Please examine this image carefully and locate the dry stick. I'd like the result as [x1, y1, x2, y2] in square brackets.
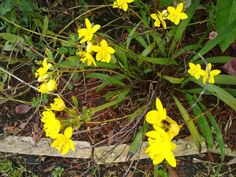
[0, 67, 38, 91]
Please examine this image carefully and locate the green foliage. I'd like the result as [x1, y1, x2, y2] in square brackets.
[52, 167, 64, 177]
[173, 96, 202, 150]
[185, 94, 214, 148]
[216, 0, 236, 51]
[0, 159, 25, 177]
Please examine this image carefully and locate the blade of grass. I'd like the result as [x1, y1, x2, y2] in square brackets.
[198, 101, 225, 161]
[185, 94, 214, 148]
[173, 95, 202, 151]
[190, 78, 236, 111]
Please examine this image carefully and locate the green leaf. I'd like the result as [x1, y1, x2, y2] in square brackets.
[114, 46, 129, 69]
[92, 89, 130, 113]
[86, 73, 125, 86]
[173, 95, 202, 151]
[162, 75, 184, 84]
[196, 56, 234, 64]
[72, 96, 79, 108]
[192, 18, 236, 61]
[214, 75, 236, 85]
[42, 16, 49, 36]
[126, 21, 142, 49]
[45, 48, 53, 60]
[0, 33, 24, 43]
[191, 78, 236, 111]
[140, 56, 177, 65]
[185, 94, 214, 148]
[128, 121, 148, 158]
[141, 42, 156, 57]
[198, 102, 225, 161]
[216, 0, 236, 51]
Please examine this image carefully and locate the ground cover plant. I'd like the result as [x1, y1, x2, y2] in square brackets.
[0, 0, 236, 176]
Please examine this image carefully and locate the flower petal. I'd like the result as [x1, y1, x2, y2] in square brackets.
[64, 127, 73, 139]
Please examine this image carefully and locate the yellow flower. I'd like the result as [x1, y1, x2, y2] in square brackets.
[188, 63, 205, 79]
[41, 110, 61, 138]
[146, 98, 167, 126]
[38, 79, 57, 93]
[113, 0, 134, 11]
[92, 39, 115, 63]
[50, 96, 66, 111]
[78, 51, 97, 66]
[150, 10, 167, 29]
[165, 116, 180, 139]
[202, 63, 221, 84]
[51, 127, 75, 155]
[167, 3, 188, 25]
[146, 126, 177, 167]
[78, 18, 101, 43]
[35, 58, 52, 82]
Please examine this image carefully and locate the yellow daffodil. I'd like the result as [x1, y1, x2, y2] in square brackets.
[188, 63, 205, 79]
[146, 126, 177, 167]
[50, 96, 66, 111]
[38, 79, 57, 93]
[41, 110, 56, 123]
[78, 51, 97, 66]
[146, 98, 167, 126]
[151, 10, 167, 29]
[51, 127, 75, 155]
[113, 0, 134, 11]
[202, 63, 221, 84]
[167, 3, 188, 25]
[92, 39, 115, 63]
[165, 116, 180, 139]
[78, 18, 101, 43]
[41, 110, 61, 138]
[35, 58, 52, 82]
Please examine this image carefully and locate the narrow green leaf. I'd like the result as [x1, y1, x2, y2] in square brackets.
[196, 56, 234, 64]
[86, 73, 125, 86]
[0, 33, 24, 43]
[173, 95, 202, 151]
[185, 94, 214, 148]
[192, 18, 236, 61]
[140, 56, 177, 65]
[215, 75, 236, 85]
[162, 75, 184, 84]
[190, 78, 236, 111]
[126, 21, 142, 49]
[198, 102, 225, 161]
[141, 42, 156, 57]
[92, 89, 130, 113]
[129, 121, 148, 155]
[71, 96, 79, 108]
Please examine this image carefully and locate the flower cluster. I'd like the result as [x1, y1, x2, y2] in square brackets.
[150, 3, 188, 29]
[145, 98, 180, 167]
[77, 18, 115, 66]
[188, 63, 221, 84]
[41, 96, 75, 155]
[112, 0, 134, 11]
[35, 58, 57, 93]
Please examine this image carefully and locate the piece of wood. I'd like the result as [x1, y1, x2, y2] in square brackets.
[94, 139, 207, 164]
[0, 136, 92, 158]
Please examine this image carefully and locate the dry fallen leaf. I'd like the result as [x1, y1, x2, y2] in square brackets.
[223, 58, 236, 76]
[166, 165, 179, 177]
[15, 104, 31, 114]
